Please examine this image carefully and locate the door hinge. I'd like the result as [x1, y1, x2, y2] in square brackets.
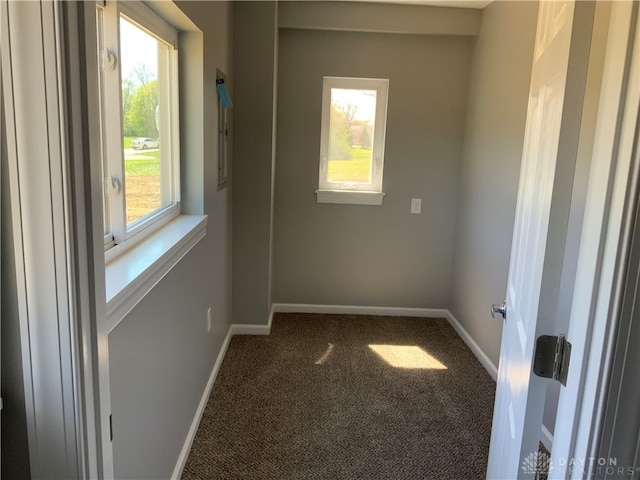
[109, 413, 113, 442]
[533, 334, 572, 386]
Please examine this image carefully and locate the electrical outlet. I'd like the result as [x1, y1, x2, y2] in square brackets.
[207, 307, 212, 333]
[411, 198, 422, 214]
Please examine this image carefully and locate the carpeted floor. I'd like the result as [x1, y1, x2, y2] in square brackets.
[182, 313, 496, 479]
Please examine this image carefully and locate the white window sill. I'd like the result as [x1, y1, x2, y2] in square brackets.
[316, 189, 385, 205]
[105, 214, 207, 333]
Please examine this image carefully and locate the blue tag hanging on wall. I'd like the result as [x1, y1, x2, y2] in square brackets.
[216, 78, 233, 109]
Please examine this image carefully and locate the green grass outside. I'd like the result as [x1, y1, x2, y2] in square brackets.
[125, 153, 160, 176]
[122, 141, 372, 181]
[124, 136, 160, 176]
[327, 147, 372, 183]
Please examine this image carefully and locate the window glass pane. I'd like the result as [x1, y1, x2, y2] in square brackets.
[327, 88, 376, 185]
[120, 16, 169, 226]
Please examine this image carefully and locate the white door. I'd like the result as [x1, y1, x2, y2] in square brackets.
[487, 2, 577, 478]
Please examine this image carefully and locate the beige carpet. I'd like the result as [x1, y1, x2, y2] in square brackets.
[182, 313, 496, 479]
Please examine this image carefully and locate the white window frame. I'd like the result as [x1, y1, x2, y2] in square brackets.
[98, 0, 181, 258]
[316, 76, 389, 205]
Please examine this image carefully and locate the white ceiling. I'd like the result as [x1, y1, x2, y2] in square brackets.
[348, 0, 493, 9]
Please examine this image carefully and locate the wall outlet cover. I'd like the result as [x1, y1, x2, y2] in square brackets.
[411, 198, 422, 214]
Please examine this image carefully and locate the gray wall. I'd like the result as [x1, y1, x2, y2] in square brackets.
[273, 28, 472, 307]
[232, 1, 278, 325]
[449, 1, 538, 366]
[108, 2, 234, 478]
[278, 1, 481, 36]
[109, 241, 224, 479]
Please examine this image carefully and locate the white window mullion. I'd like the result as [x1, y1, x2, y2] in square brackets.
[170, 48, 181, 204]
[101, 1, 126, 243]
[96, 5, 110, 244]
[372, 81, 388, 192]
[319, 80, 330, 178]
[158, 42, 171, 206]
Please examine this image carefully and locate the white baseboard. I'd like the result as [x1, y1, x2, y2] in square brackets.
[272, 303, 497, 381]
[229, 323, 271, 335]
[172, 309, 276, 477]
[443, 311, 498, 381]
[171, 326, 234, 480]
[230, 306, 274, 335]
[272, 302, 450, 319]
[541, 424, 554, 449]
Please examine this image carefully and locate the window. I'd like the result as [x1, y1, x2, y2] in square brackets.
[317, 77, 389, 205]
[94, 1, 208, 330]
[97, 0, 180, 254]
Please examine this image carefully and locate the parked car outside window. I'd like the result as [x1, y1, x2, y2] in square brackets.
[131, 137, 159, 150]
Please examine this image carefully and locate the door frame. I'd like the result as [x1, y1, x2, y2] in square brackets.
[1, 1, 113, 477]
[596, 105, 640, 475]
[550, 1, 640, 477]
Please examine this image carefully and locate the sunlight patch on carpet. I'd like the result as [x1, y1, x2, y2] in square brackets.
[314, 343, 335, 365]
[368, 344, 448, 369]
